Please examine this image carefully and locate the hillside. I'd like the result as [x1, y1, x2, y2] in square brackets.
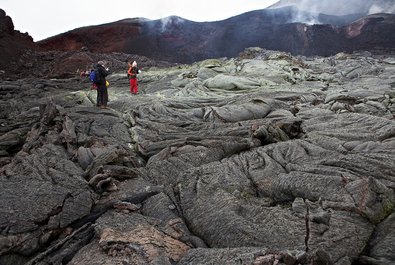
[1, 6, 395, 265]
[0, 9, 37, 75]
[36, 9, 395, 64]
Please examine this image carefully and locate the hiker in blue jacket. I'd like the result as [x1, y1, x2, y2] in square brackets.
[95, 61, 110, 108]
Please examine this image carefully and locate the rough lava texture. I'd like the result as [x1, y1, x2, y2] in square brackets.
[0, 46, 395, 265]
[1, 8, 394, 78]
[36, 10, 395, 64]
[1, 7, 395, 265]
[0, 9, 37, 77]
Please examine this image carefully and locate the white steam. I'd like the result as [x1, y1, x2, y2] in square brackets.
[272, 0, 395, 24]
[294, 0, 373, 16]
[368, 3, 395, 15]
[160, 16, 185, 32]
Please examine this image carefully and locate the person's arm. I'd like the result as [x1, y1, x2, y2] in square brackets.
[97, 66, 106, 77]
[103, 67, 110, 77]
[130, 67, 137, 78]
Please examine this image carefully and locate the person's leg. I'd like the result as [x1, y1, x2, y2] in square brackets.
[131, 79, 138, 94]
[130, 79, 133, 94]
[97, 85, 105, 107]
[96, 89, 101, 106]
[135, 79, 139, 94]
[103, 88, 108, 107]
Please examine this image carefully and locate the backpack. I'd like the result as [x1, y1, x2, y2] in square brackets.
[89, 69, 100, 84]
[128, 66, 138, 79]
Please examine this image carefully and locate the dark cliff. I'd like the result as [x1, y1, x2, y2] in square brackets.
[0, 9, 37, 71]
[36, 8, 395, 63]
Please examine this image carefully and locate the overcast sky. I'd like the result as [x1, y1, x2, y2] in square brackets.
[1, 0, 278, 41]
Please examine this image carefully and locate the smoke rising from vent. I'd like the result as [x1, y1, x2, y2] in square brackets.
[271, 0, 395, 24]
[368, 3, 395, 14]
[160, 16, 185, 32]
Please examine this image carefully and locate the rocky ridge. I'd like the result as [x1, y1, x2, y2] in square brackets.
[0, 47, 394, 265]
[0, 9, 36, 76]
[36, 10, 395, 64]
[0, 8, 175, 80]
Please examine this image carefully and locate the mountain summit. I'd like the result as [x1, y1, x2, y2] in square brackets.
[268, 0, 395, 16]
[37, 8, 395, 63]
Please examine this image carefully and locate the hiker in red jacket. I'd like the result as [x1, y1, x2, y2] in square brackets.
[127, 61, 139, 94]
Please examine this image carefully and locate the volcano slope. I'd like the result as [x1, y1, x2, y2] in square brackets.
[0, 48, 395, 265]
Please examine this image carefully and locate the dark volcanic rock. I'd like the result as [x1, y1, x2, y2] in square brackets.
[0, 9, 37, 76]
[0, 9, 13, 36]
[1, 5, 395, 265]
[37, 10, 395, 63]
[0, 9, 174, 79]
[345, 14, 395, 53]
[1, 46, 395, 265]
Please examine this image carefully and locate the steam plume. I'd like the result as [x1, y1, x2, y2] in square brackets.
[270, 0, 395, 24]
